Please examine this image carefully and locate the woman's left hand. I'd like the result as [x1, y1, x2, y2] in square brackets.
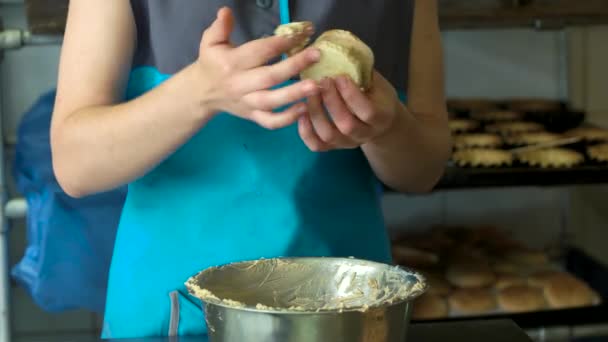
[298, 70, 402, 152]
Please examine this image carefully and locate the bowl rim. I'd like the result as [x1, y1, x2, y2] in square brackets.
[185, 256, 428, 315]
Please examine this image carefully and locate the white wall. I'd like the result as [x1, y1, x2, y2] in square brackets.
[1, 2, 604, 340]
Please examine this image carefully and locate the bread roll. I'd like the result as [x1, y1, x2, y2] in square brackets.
[449, 288, 497, 315]
[275, 23, 375, 91]
[446, 262, 496, 288]
[412, 293, 449, 320]
[498, 285, 546, 313]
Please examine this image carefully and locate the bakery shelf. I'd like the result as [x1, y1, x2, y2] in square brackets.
[435, 163, 608, 190]
[412, 247, 608, 330]
[439, 0, 608, 30]
[19, 0, 608, 36]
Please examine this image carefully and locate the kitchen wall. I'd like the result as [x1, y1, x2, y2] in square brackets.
[2, 1, 608, 340]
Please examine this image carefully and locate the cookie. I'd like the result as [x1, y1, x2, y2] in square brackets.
[453, 134, 503, 149]
[517, 148, 584, 168]
[587, 143, 608, 162]
[452, 149, 513, 167]
[505, 249, 550, 267]
[446, 262, 496, 288]
[447, 98, 498, 112]
[504, 132, 563, 146]
[448, 288, 497, 315]
[391, 245, 439, 268]
[425, 273, 453, 297]
[543, 273, 598, 309]
[495, 273, 527, 290]
[449, 119, 479, 133]
[498, 285, 546, 313]
[528, 270, 568, 289]
[412, 293, 449, 320]
[471, 110, 523, 122]
[491, 260, 522, 275]
[485, 121, 545, 135]
[565, 127, 608, 142]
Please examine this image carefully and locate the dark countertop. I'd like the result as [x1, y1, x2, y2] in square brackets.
[103, 319, 532, 341]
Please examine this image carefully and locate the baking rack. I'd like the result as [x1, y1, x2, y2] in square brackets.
[0, 16, 62, 342]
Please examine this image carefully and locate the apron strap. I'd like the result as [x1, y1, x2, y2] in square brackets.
[279, 0, 291, 25]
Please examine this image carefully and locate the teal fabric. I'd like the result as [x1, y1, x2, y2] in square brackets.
[102, 65, 392, 338]
[102, 1, 402, 337]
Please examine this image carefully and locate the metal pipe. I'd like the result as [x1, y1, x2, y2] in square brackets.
[0, 79, 10, 342]
[1, 29, 62, 50]
[0, 192, 9, 342]
[22, 31, 62, 46]
[5, 198, 26, 219]
[0, 26, 11, 340]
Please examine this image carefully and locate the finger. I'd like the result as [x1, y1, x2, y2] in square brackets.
[239, 47, 321, 92]
[235, 29, 314, 68]
[243, 79, 320, 111]
[251, 102, 308, 130]
[201, 7, 235, 47]
[334, 75, 375, 123]
[320, 78, 370, 141]
[298, 114, 330, 152]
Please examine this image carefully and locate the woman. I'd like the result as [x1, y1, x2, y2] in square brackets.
[51, 0, 451, 338]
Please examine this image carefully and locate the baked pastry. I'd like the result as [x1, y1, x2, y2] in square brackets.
[412, 293, 449, 320]
[504, 132, 562, 146]
[507, 98, 562, 112]
[495, 273, 527, 290]
[274, 21, 314, 55]
[565, 127, 608, 142]
[391, 245, 439, 268]
[587, 143, 608, 162]
[447, 98, 498, 112]
[498, 285, 546, 313]
[505, 249, 549, 267]
[471, 110, 523, 122]
[453, 134, 502, 149]
[517, 148, 584, 168]
[448, 288, 497, 315]
[449, 119, 479, 133]
[446, 262, 496, 288]
[491, 259, 521, 275]
[528, 270, 567, 289]
[276, 23, 375, 91]
[452, 149, 513, 167]
[485, 121, 545, 135]
[425, 273, 453, 297]
[543, 274, 598, 309]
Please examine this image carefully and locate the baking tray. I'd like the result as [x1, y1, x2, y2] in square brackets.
[411, 247, 608, 329]
[435, 102, 608, 189]
[436, 163, 608, 189]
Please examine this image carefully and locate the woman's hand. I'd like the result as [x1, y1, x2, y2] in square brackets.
[196, 7, 321, 129]
[298, 71, 402, 151]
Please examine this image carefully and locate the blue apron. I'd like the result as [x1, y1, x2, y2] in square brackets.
[102, 0, 396, 338]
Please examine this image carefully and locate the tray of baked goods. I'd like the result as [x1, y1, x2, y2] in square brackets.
[436, 98, 608, 189]
[392, 225, 608, 329]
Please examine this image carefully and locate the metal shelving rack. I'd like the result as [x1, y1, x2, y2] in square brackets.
[0, 14, 62, 342]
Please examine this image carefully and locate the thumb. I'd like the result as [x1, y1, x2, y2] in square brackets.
[201, 7, 234, 47]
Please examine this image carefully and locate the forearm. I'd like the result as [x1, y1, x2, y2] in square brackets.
[362, 105, 451, 193]
[362, 0, 450, 193]
[51, 63, 212, 197]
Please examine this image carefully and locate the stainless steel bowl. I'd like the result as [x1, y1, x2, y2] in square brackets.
[186, 257, 427, 342]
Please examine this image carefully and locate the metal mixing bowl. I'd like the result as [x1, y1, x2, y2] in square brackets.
[186, 257, 427, 342]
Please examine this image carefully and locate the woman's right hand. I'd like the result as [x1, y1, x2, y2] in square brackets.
[194, 7, 321, 129]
